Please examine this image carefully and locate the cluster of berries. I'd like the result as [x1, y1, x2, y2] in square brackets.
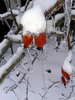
[22, 32, 46, 48]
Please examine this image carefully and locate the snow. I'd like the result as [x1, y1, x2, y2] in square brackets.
[63, 60, 73, 75]
[46, 20, 53, 33]
[0, 47, 24, 79]
[21, 4, 46, 35]
[33, 0, 58, 12]
[55, 13, 64, 23]
[5, 34, 22, 42]
[0, 10, 19, 19]
[0, 0, 75, 100]
[69, 97, 75, 100]
[62, 50, 73, 75]
[46, 13, 64, 34]
[66, 50, 72, 62]
[0, 39, 9, 55]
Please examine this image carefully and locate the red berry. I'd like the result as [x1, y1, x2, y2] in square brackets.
[61, 69, 70, 79]
[61, 76, 68, 86]
[62, 35, 64, 40]
[34, 32, 46, 48]
[22, 33, 33, 47]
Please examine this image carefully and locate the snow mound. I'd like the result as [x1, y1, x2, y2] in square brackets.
[33, 0, 58, 12]
[21, 4, 46, 35]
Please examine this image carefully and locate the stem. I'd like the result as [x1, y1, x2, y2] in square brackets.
[8, 0, 18, 27]
[45, 0, 65, 17]
[25, 0, 30, 11]
[0, 25, 22, 59]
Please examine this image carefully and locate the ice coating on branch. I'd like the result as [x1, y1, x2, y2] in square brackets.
[21, 4, 46, 35]
[46, 13, 64, 34]
[62, 50, 73, 75]
[33, 0, 58, 12]
[46, 20, 53, 33]
[0, 47, 24, 79]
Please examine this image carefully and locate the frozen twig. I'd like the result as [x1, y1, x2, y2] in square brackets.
[25, 0, 30, 11]
[45, 0, 65, 17]
[39, 92, 47, 100]
[8, 0, 18, 27]
[48, 79, 60, 89]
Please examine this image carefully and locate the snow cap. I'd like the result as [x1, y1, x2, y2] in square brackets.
[21, 4, 46, 35]
[33, 0, 58, 12]
[62, 60, 73, 75]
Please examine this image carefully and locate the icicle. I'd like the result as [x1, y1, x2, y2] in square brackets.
[4, 19, 11, 29]
[64, 0, 73, 37]
[36, 47, 48, 92]
[51, 15, 55, 30]
[3, 0, 10, 11]
[27, 48, 34, 74]
[0, 19, 4, 25]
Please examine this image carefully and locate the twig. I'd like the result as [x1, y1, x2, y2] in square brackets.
[8, 0, 18, 27]
[48, 79, 60, 89]
[0, 24, 22, 59]
[25, 0, 30, 11]
[45, 0, 65, 17]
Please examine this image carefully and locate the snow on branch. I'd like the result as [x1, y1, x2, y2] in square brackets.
[0, 10, 19, 20]
[0, 25, 22, 59]
[5, 34, 22, 44]
[0, 47, 25, 83]
[45, 0, 65, 17]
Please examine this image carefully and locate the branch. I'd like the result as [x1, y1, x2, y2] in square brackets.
[5, 34, 22, 44]
[25, 0, 30, 11]
[0, 47, 25, 83]
[0, 24, 22, 59]
[51, 30, 64, 36]
[8, 0, 18, 27]
[45, 0, 65, 17]
[0, 10, 19, 20]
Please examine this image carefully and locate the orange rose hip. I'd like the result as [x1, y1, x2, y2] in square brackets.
[22, 33, 33, 47]
[34, 32, 46, 48]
